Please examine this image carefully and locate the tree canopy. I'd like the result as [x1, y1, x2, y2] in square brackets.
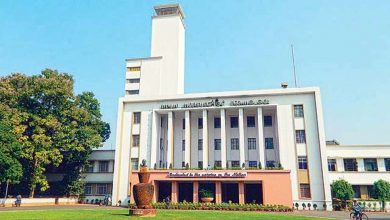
[372, 179, 390, 209]
[331, 179, 354, 201]
[0, 69, 110, 197]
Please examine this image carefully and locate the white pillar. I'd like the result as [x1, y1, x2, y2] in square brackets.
[185, 110, 191, 166]
[378, 158, 386, 172]
[150, 111, 158, 168]
[167, 112, 174, 169]
[238, 108, 245, 167]
[357, 158, 365, 172]
[257, 107, 265, 167]
[202, 110, 209, 169]
[221, 109, 227, 168]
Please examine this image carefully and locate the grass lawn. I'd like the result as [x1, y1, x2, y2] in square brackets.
[0, 208, 332, 220]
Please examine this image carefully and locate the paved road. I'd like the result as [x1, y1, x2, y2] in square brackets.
[294, 210, 390, 220]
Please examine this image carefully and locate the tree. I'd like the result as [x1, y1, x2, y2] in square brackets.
[0, 69, 110, 197]
[331, 179, 354, 201]
[372, 179, 390, 211]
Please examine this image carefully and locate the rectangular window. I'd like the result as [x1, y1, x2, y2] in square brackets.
[264, 116, 272, 127]
[84, 184, 92, 195]
[126, 78, 140, 83]
[367, 185, 374, 198]
[295, 130, 306, 144]
[344, 158, 358, 171]
[231, 161, 240, 168]
[248, 138, 256, 150]
[300, 184, 311, 198]
[294, 105, 304, 117]
[214, 139, 221, 150]
[198, 139, 203, 151]
[96, 184, 107, 195]
[352, 185, 361, 198]
[247, 116, 256, 128]
[99, 161, 109, 172]
[364, 158, 378, 171]
[231, 138, 239, 150]
[182, 161, 185, 168]
[133, 112, 141, 124]
[85, 161, 94, 173]
[266, 160, 275, 168]
[127, 66, 141, 72]
[126, 90, 139, 95]
[230, 116, 238, 128]
[182, 140, 185, 151]
[328, 159, 337, 171]
[298, 156, 308, 170]
[198, 161, 203, 169]
[265, 138, 274, 149]
[385, 158, 390, 171]
[214, 117, 221, 128]
[249, 161, 257, 168]
[182, 119, 185, 129]
[214, 161, 222, 168]
[160, 118, 164, 127]
[131, 158, 139, 170]
[198, 118, 203, 129]
[132, 135, 140, 147]
[159, 138, 164, 150]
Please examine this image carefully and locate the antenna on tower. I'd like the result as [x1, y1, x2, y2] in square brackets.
[290, 44, 298, 88]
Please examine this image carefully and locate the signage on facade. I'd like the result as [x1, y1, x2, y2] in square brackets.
[160, 98, 269, 109]
[167, 172, 247, 178]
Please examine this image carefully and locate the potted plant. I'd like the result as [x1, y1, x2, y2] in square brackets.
[200, 189, 214, 203]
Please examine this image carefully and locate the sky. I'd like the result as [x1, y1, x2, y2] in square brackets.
[1, 0, 390, 148]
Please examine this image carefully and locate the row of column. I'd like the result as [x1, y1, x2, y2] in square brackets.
[169, 181, 246, 204]
[151, 107, 267, 169]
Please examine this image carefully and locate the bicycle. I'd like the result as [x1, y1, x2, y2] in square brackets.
[350, 211, 368, 220]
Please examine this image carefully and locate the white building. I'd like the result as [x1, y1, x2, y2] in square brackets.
[112, 4, 332, 209]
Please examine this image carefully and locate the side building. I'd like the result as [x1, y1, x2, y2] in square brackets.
[112, 4, 332, 209]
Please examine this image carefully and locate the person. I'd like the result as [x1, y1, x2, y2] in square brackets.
[15, 195, 22, 207]
[165, 195, 171, 209]
[352, 200, 362, 218]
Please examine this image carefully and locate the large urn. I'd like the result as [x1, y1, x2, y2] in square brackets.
[132, 160, 154, 209]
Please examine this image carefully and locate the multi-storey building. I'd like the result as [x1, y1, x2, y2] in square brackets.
[112, 4, 332, 209]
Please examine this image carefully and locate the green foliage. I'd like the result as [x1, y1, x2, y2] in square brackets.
[0, 69, 110, 197]
[372, 179, 390, 210]
[258, 162, 262, 169]
[331, 179, 354, 201]
[199, 189, 213, 198]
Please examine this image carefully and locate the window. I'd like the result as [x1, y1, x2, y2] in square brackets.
[294, 105, 304, 117]
[182, 161, 185, 168]
[265, 138, 274, 149]
[131, 158, 139, 170]
[126, 78, 140, 83]
[182, 140, 185, 151]
[247, 116, 256, 127]
[231, 138, 239, 150]
[214, 161, 222, 168]
[248, 138, 256, 150]
[328, 159, 337, 171]
[266, 161, 275, 168]
[295, 130, 306, 143]
[84, 162, 94, 173]
[96, 184, 107, 195]
[182, 119, 185, 129]
[198, 118, 203, 129]
[99, 161, 109, 172]
[264, 116, 272, 127]
[84, 184, 92, 195]
[126, 90, 139, 95]
[159, 138, 164, 150]
[231, 161, 240, 168]
[300, 184, 311, 198]
[344, 159, 358, 171]
[214, 139, 221, 150]
[352, 185, 361, 198]
[298, 156, 308, 169]
[367, 185, 374, 198]
[133, 112, 141, 124]
[160, 118, 164, 127]
[230, 117, 238, 128]
[385, 158, 390, 171]
[364, 158, 378, 171]
[249, 161, 257, 168]
[127, 66, 141, 72]
[198, 139, 203, 151]
[214, 117, 221, 128]
[132, 135, 140, 147]
[198, 161, 203, 169]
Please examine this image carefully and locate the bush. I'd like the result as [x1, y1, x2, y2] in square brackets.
[313, 203, 317, 210]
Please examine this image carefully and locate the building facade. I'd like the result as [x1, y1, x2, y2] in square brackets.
[111, 4, 332, 209]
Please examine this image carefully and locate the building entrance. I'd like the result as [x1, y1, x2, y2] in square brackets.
[244, 183, 262, 204]
[178, 182, 193, 202]
[157, 181, 172, 202]
[221, 182, 239, 203]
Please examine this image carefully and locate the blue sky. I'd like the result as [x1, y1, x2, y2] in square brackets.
[1, 0, 390, 148]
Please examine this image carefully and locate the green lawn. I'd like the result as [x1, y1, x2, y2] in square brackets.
[0, 208, 331, 220]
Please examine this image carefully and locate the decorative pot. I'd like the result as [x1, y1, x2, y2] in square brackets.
[201, 197, 214, 203]
[138, 167, 150, 183]
[133, 183, 154, 209]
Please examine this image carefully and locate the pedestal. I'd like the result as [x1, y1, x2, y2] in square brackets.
[129, 208, 157, 217]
